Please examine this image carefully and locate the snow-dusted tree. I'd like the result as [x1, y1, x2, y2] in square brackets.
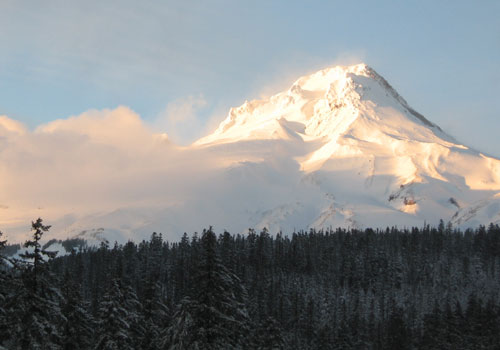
[8, 218, 65, 349]
[173, 232, 192, 302]
[166, 228, 250, 349]
[385, 304, 410, 350]
[122, 282, 145, 348]
[420, 301, 444, 350]
[162, 296, 197, 350]
[94, 279, 133, 350]
[141, 279, 170, 349]
[252, 316, 286, 350]
[61, 270, 94, 350]
[19, 218, 58, 289]
[135, 233, 169, 349]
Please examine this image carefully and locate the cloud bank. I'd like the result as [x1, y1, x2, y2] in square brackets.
[0, 107, 225, 240]
[0, 105, 303, 243]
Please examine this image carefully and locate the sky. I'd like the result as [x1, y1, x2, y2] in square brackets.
[0, 0, 499, 152]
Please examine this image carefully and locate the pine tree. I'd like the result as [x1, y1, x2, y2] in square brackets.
[420, 301, 443, 350]
[140, 233, 170, 349]
[19, 218, 58, 288]
[252, 316, 286, 349]
[94, 279, 133, 350]
[441, 301, 462, 348]
[162, 297, 197, 350]
[385, 305, 410, 350]
[122, 282, 145, 348]
[61, 270, 94, 350]
[141, 280, 170, 350]
[8, 218, 65, 349]
[167, 228, 250, 349]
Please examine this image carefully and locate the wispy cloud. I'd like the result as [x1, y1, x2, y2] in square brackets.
[0, 107, 178, 232]
[153, 95, 207, 145]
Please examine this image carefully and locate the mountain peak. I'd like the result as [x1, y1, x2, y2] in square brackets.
[290, 63, 368, 91]
[195, 63, 440, 149]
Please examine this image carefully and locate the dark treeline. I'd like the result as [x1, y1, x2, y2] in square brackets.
[2, 219, 500, 349]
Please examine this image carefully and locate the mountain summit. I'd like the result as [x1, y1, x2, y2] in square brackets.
[193, 63, 500, 228]
[198, 63, 500, 185]
[198, 64, 440, 148]
[4, 64, 500, 244]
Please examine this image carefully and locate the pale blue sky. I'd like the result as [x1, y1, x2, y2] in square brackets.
[0, 0, 499, 154]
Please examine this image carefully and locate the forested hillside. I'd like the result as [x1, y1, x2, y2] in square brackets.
[1, 220, 500, 349]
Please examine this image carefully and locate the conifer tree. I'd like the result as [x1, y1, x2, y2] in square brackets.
[94, 279, 133, 350]
[173, 233, 191, 302]
[141, 280, 170, 350]
[140, 233, 170, 349]
[252, 316, 286, 350]
[9, 218, 64, 350]
[385, 305, 410, 350]
[122, 282, 145, 348]
[420, 301, 443, 350]
[61, 270, 94, 350]
[162, 297, 197, 350]
[19, 218, 58, 292]
[167, 228, 250, 349]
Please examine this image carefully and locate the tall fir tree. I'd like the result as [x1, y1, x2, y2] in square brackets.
[139, 233, 170, 349]
[167, 228, 250, 349]
[94, 279, 134, 350]
[60, 269, 94, 350]
[9, 218, 65, 349]
[252, 316, 287, 350]
[122, 282, 145, 348]
[140, 279, 170, 350]
[162, 296, 197, 350]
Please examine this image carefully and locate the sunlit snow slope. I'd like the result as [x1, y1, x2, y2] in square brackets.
[3, 63, 500, 244]
[194, 63, 500, 231]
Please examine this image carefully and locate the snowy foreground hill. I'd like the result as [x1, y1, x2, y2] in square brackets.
[2, 63, 500, 245]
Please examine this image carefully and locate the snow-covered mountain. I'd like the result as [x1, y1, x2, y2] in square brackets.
[3, 63, 500, 245]
[192, 63, 500, 228]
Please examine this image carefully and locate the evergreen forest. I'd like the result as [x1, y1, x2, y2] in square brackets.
[1, 219, 500, 349]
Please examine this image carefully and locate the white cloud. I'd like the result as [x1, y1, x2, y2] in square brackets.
[0, 107, 176, 232]
[0, 104, 303, 243]
[0, 105, 253, 241]
[36, 106, 154, 150]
